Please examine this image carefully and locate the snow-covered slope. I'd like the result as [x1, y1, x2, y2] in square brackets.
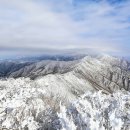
[58, 90, 130, 130]
[34, 55, 130, 101]
[1, 55, 130, 100]
[0, 78, 130, 129]
[73, 55, 130, 92]
[0, 78, 57, 129]
[0, 61, 32, 78]
[0, 54, 130, 130]
[9, 60, 78, 79]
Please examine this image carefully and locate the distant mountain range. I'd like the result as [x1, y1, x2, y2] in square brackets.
[0, 54, 130, 98]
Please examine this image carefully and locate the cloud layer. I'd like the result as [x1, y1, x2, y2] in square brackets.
[0, 0, 130, 58]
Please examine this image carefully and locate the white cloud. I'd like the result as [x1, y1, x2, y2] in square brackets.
[0, 0, 130, 57]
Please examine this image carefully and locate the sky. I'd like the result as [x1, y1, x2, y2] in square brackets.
[0, 0, 130, 58]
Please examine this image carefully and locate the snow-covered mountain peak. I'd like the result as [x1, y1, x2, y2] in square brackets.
[80, 54, 118, 65]
[98, 54, 119, 63]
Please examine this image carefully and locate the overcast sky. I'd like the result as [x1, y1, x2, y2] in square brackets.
[0, 0, 130, 58]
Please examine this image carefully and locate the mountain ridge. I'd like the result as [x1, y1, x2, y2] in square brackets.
[0, 54, 130, 129]
[0, 54, 130, 99]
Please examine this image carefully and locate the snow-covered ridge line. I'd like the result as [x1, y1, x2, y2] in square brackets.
[1, 54, 130, 100]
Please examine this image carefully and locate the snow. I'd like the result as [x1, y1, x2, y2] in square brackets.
[58, 90, 130, 130]
[0, 77, 130, 129]
[0, 77, 130, 130]
[0, 78, 45, 130]
[0, 54, 130, 129]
